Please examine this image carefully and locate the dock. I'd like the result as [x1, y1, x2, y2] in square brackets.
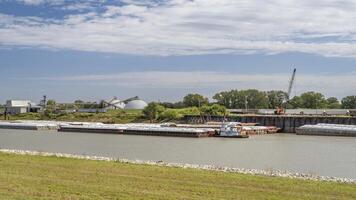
[184, 115, 356, 133]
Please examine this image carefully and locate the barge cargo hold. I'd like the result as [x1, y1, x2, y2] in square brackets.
[0, 121, 58, 130]
[58, 125, 124, 134]
[296, 124, 356, 137]
[123, 127, 214, 138]
[58, 124, 215, 138]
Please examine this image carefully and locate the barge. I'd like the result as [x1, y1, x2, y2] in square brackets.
[58, 125, 124, 134]
[296, 123, 356, 137]
[0, 120, 278, 138]
[123, 127, 214, 138]
[58, 124, 214, 137]
[0, 121, 58, 131]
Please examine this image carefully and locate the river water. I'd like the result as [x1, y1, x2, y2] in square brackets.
[0, 129, 355, 179]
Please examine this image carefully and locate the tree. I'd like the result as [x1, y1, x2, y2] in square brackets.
[142, 102, 165, 123]
[45, 99, 57, 112]
[341, 96, 356, 109]
[213, 91, 233, 108]
[159, 101, 185, 109]
[326, 97, 341, 109]
[199, 104, 227, 117]
[288, 96, 302, 108]
[46, 99, 56, 106]
[183, 94, 209, 107]
[213, 89, 268, 109]
[159, 110, 182, 121]
[267, 90, 288, 109]
[74, 100, 84, 109]
[299, 92, 327, 109]
[243, 89, 269, 109]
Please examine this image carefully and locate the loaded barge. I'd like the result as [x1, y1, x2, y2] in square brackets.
[58, 124, 214, 137]
[0, 121, 58, 130]
[296, 124, 356, 137]
[0, 120, 279, 138]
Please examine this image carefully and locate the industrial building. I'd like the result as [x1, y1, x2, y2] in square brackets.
[5, 100, 41, 115]
[105, 97, 148, 110]
[124, 100, 148, 110]
[105, 98, 126, 109]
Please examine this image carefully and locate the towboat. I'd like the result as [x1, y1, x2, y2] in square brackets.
[217, 122, 249, 138]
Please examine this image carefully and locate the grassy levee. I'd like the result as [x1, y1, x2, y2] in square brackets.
[0, 109, 146, 124]
[0, 107, 201, 124]
[0, 153, 355, 200]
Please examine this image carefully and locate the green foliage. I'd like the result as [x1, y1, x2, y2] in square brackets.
[183, 93, 209, 107]
[326, 97, 341, 109]
[142, 102, 165, 122]
[0, 104, 4, 113]
[299, 92, 327, 109]
[159, 101, 185, 109]
[176, 107, 200, 115]
[288, 96, 303, 108]
[46, 99, 56, 106]
[213, 89, 269, 109]
[341, 96, 356, 109]
[267, 90, 288, 108]
[6, 109, 146, 124]
[159, 109, 182, 121]
[72, 100, 105, 109]
[199, 104, 227, 116]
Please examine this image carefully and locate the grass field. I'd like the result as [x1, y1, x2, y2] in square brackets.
[0, 109, 146, 124]
[0, 107, 202, 124]
[0, 153, 355, 200]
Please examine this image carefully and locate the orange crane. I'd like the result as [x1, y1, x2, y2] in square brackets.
[275, 68, 296, 115]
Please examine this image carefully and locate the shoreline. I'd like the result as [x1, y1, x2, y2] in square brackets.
[1, 148, 355, 184]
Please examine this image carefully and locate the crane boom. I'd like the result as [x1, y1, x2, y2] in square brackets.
[287, 68, 296, 100]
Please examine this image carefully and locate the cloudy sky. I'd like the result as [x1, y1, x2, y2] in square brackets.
[1, 0, 356, 103]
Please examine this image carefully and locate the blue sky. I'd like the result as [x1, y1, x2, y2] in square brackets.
[1, 0, 356, 103]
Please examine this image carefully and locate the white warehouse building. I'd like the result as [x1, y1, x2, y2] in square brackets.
[5, 100, 41, 115]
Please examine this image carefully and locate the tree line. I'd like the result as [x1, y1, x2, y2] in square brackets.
[161, 90, 356, 109]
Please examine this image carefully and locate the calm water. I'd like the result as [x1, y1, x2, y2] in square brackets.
[0, 129, 356, 179]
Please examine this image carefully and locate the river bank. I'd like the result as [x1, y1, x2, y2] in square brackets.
[0, 150, 355, 200]
[1, 149, 355, 184]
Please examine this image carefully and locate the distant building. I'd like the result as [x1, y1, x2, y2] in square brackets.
[5, 100, 41, 115]
[105, 98, 125, 109]
[124, 100, 148, 110]
[104, 96, 148, 110]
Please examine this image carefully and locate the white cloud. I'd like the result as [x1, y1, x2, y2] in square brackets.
[1, 0, 356, 57]
[15, 0, 64, 6]
[32, 71, 356, 98]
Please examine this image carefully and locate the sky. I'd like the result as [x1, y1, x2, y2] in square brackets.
[0, 0, 356, 103]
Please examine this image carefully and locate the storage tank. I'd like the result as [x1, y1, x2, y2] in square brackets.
[124, 100, 148, 110]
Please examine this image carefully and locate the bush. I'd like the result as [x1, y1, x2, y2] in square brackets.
[142, 102, 165, 123]
[177, 107, 200, 115]
[199, 104, 227, 116]
[159, 110, 182, 121]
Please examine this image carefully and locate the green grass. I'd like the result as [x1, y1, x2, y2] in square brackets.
[0, 108, 202, 124]
[0, 109, 147, 124]
[0, 153, 355, 200]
